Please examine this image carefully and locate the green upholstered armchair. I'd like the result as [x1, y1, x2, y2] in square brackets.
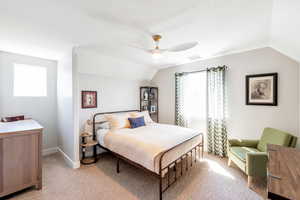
[227, 127, 297, 186]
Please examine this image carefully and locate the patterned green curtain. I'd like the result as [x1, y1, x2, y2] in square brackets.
[175, 73, 188, 127]
[207, 66, 228, 157]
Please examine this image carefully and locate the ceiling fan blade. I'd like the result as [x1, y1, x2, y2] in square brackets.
[128, 44, 167, 55]
[127, 44, 152, 53]
[168, 42, 198, 52]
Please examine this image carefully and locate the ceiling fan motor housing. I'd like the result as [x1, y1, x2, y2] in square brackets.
[152, 34, 162, 42]
[152, 35, 162, 49]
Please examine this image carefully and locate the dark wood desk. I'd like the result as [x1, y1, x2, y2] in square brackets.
[267, 144, 300, 200]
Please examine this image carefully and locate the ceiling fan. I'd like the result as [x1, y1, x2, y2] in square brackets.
[133, 34, 198, 59]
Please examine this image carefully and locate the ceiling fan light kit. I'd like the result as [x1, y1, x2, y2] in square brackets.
[152, 34, 162, 42]
[152, 52, 163, 59]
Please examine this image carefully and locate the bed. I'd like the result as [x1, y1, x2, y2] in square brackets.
[93, 110, 203, 200]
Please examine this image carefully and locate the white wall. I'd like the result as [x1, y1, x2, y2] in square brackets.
[0, 51, 58, 150]
[75, 48, 157, 81]
[270, 0, 300, 63]
[78, 73, 148, 131]
[57, 52, 79, 167]
[151, 47, 299, 142]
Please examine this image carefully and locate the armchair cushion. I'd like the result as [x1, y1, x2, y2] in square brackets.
[257, 128, 292, 152]
[230, 147, 260, 162]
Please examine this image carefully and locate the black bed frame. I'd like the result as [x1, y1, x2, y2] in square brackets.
[92, 110, 204, 200]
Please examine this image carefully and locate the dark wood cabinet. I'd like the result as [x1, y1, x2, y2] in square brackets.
[140, 87, 158, 122]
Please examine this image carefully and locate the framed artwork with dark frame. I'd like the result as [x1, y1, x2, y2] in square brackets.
[246, 73, 278, 106]
[81, 91, 97, 109]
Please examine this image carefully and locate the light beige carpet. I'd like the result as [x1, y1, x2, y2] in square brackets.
[6, 153, 265, 200]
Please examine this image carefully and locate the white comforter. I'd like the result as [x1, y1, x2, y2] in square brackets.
[102, 123, 201, 174]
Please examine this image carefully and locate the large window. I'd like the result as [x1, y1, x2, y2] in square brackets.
[181, 72, 207, 131]
[175, 71, 207, 132]
[175, 71, 207, 149]
[13, 64, 47, 97]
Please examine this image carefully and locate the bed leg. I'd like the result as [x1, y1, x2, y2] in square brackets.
[159, 175, 162, 200]
[181, 158, 183, 176]
[117, 158, 120, 173]
[167, 167, 170, 187]
[174, 164, 177, 181]
[186, 154, 188, 171]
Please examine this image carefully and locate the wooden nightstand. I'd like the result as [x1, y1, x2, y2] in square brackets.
[80, 132, 98, 165]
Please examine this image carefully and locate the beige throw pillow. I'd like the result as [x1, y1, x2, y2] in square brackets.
[104, 113, 131, 129]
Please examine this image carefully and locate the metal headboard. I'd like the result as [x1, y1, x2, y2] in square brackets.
[92, 110, 140, 140]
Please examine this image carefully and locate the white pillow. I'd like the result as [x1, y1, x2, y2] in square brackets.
[98, 121, 110, 129]
[97, 128, 109, 145]
[131, 111, 154, 125]
[104, 113, 131, 129]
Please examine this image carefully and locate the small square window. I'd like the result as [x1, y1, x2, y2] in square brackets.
[14, 64, 47, 97]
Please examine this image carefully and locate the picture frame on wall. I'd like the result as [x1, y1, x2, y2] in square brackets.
[81, 91, 97, 109]
[150, 105, 156, 113]
[246, 73, 278, 106]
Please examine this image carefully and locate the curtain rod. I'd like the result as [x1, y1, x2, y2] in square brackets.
[175, 69, 207, 76]
[175, 65, 227, 76]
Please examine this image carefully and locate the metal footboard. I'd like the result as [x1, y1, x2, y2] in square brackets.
[158, 133, 204, 200]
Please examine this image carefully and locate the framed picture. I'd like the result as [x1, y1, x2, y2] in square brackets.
[1, 115, 25, 122]
[246, 73, 278, 106]
[150, 105, 156, 113]
[81, 91, 97, 109]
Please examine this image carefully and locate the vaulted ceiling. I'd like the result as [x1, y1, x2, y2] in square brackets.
[0, 0, 299, 80]
[270, 0, 300, 63]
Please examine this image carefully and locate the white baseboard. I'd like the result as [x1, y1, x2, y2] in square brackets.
[42, 147, 59, 156]
[57, 147, 80, 169]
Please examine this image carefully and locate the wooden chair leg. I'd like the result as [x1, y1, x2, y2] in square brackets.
[227, 158, 232, 167]
[248, 176, 253, 187]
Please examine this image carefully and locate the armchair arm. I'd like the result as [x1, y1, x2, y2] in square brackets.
[227, 139, 259, 148]
[246, 152, 268, 177]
